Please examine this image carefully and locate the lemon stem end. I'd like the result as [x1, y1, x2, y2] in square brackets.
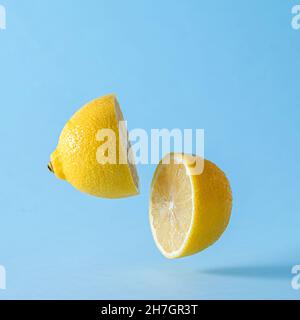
[48, 162, 54, 173]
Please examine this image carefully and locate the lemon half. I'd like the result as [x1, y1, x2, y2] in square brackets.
[149, 153, 232, 259]
[49, 94, 139, 198]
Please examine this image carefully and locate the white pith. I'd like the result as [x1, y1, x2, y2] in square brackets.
[113, 97, 140, 193]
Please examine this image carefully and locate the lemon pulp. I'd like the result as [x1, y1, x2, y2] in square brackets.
[150, 160, 193, 255]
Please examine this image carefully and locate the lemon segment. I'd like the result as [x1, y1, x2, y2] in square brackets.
[49, 94, 139, 199]
[149, 153, 232, 259]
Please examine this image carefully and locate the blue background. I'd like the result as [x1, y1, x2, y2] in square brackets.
[0, 0, 299, 299]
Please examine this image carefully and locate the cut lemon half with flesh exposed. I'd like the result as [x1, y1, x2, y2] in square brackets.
[149, 153, 232, 259]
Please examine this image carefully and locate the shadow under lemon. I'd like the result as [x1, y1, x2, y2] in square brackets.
[200, 265, 292, 280]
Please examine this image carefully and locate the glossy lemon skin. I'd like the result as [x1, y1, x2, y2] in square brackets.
[181, 156, 232, 258]
[50, 94, 139, 198]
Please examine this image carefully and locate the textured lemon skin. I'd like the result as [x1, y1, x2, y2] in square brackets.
[181, 155, 232, 258]
[150, 153, 232, 259]
[50, 94, 139, 198]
